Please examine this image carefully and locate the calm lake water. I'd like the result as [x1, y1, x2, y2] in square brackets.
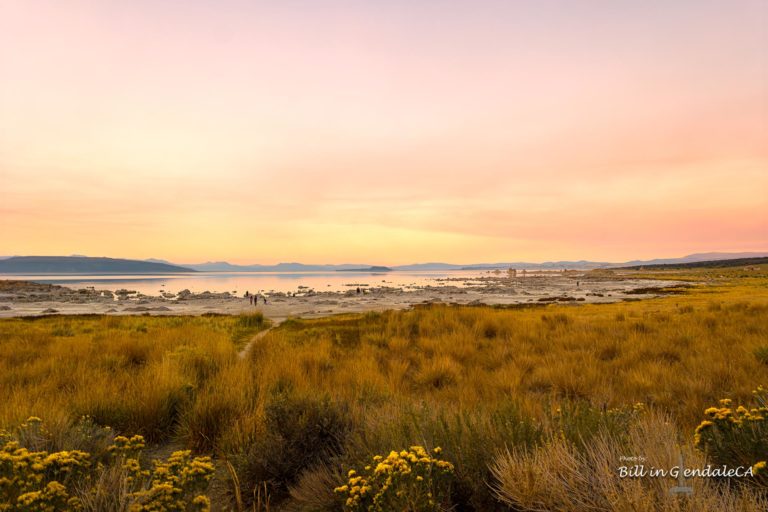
[1, 270, 495, 296]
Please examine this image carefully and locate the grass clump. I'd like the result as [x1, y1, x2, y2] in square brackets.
[490, 411, 768, 511]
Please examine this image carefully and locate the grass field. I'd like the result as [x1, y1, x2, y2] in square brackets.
[2, 265, 768, 511]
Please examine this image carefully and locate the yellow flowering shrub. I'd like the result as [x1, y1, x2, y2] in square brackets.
[334, 446, 454, 511]
[0, 418, 90, 511]
[126, 450, 214, 511]
[694, 387, 768, 484]
[0, 418, 215, 512]
[108, 437, 215, 512]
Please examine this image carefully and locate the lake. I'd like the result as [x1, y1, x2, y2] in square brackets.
[0, 270, 498, 296]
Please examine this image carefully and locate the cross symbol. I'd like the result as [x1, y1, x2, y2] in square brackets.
[669, 452, 694, 496]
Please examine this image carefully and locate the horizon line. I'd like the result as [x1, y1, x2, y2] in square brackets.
[2, 250, 768, 268]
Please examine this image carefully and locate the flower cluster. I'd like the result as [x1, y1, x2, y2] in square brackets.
[109, 435, 146, 457]
[335, 446, 454, 512]
[127, 450, 215, 512]
[695, 398, 768, 447]
[0, 418, 90, 511]
[1, 417, 215, 512]
[694, 390, 768, 484]
[108, 435, 150, 487]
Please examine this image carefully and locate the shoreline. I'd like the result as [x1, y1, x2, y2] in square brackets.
[0, 272, 690, 322]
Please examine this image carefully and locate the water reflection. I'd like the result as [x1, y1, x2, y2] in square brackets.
[0, 270, 491, 296]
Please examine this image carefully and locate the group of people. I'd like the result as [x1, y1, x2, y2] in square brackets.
[244, 291, 267, 305]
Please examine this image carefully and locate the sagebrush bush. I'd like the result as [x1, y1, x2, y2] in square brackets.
[231, 393, 352, 504]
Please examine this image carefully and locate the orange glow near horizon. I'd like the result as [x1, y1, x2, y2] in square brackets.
[1, 1, 766, 265]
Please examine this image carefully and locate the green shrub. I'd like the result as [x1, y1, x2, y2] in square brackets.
[755, 347, 768, 365]
[236, 312, 265, 329]
[232, 393, 352, 505]
[552, 401, 644, 449]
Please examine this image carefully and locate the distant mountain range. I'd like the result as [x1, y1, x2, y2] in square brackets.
[0, 252, 765, 274]
[0, 256, 194, 274]
[395, 252, 768, 271]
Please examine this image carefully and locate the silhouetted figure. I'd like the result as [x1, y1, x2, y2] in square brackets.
[356, 287, 361, 294]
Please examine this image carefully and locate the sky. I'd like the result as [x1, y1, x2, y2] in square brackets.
[1, 0, 766, 265]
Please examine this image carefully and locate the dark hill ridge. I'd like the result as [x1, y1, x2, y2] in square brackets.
[0, 256, 195, 274]
[618, 256, 768, 270]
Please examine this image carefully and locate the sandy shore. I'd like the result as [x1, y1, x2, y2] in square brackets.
[0, 272, 689, 322]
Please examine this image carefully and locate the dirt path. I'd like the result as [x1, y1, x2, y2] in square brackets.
[238, 320, 283, 359]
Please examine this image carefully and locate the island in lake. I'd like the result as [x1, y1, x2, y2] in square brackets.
[336, 266, 393, 272]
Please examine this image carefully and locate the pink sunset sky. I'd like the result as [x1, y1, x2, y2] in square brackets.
[1, 0, 766, 265]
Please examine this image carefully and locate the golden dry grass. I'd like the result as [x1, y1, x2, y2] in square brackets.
[0, 313, 268, 444]
[246, 276, 768, 428]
